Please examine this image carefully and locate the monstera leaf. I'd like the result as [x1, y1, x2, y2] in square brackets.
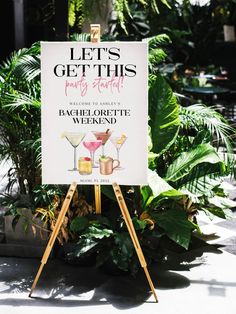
[149, 73, 180, 155]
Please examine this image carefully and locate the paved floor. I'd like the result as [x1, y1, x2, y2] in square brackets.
[1, 164, 236, 313]
[1, 224, 236, 314]
[0, 249, 235, 314]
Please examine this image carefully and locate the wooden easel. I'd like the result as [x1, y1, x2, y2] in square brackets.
[29, 25, 158, 303]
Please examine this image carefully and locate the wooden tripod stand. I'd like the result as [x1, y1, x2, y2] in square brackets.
[29, 182, 158, 302]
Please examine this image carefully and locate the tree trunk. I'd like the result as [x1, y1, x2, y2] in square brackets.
[82, 0, 113, 34]
[55, 0, 69, 40]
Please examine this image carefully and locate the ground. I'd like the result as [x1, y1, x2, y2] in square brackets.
[0, 210, 236, 314]
[1, 163, 236, 313]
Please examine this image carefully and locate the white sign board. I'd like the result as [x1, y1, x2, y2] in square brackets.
[41, 42, 148, 185]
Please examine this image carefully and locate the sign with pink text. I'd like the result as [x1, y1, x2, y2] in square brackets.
[41, 42, 148, 185]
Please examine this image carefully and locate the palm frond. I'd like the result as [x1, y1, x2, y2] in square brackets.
[148, 48, 167, 71]
[26, 42, 40, 55]
[180, 104, 236, 165]
[160, 0, 171, 9]
[70, 32, 90, 42]
[0, 48, 29, 79]
[114, 0, 130, 33]
[0, 44, 40, 82]
[20, 138, 41, 168]
[14, 55, 40, 81]
[146, 34, 172, 49]
[144, 34, 171, 72]
[3, 91, 41, 110]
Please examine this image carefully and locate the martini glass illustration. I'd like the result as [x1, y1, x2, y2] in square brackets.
[110, 134, 127, 167]
[92, 130, 112, 156]
[62, 132, 85, 171]
[83, 140, 102, 167]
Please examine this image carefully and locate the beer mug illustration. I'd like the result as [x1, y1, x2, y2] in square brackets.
[99, 157, 120, 175]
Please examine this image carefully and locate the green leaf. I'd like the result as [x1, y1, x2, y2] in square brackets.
[180, 104, 236, 167]
[178, 163, 225, 197]
[153, 209, 194, 249]
[114, 233, 134, 257]
[82, 226, 113, 239]
[68, 1, 76, 27]
[148, 169, 175, 197]
[70, 216, 89, 232]
[14, 55, 40, 81]
[93, 215, 111, 228]
[165, 143, 223, 182]
[96, 246, 111, 268]
[147, 34, 171, 49]
[203, 206, 233, 220]
[132, 217, 147, 230]
[101, 185, 116, 201]
[149, 74, 180, 155]
[158, 189, 184, 199]
[149, 48, 167, 67]
[160, 0, 171, 9]
[146, 169, 184, 208]
[68, 238, 98, 259]
[208, 196, 236, 210]
[148, 189, 184, 209]
[141, 185, 152, 205]
[70, 33, 90, 42]
[111, 232, 134, 271]
[148, 125, 158, 168]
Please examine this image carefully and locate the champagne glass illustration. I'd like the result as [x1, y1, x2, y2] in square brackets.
[110, 134, 127, 167]
[92, 129, 112, 156]
[62, 132, 85, 171]
[82, 140, 102, 167]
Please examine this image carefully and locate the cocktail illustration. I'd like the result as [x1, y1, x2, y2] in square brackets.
[82, 140, 102, 167]
[61, 132, 85, 171]
[99, 156, 120, 175]
[92, 129, 112, 156]
[110, 134, 127, 166]
[78, 157, 92, 175]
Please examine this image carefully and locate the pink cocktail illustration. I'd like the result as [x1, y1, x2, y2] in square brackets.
[83, 140, 102, 167]
[92, 130, 112, 156]
[110, 134, 127, 167]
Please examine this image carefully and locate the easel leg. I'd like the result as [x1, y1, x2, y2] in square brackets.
[29, 182, 77, 297]
[112, 183, 158, 303]
[94, 184, 101, 214]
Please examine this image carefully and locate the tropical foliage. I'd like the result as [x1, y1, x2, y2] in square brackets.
[69, 0, 172, 34]
[0, 43, 41, 195]
[0, 31, 236, 274]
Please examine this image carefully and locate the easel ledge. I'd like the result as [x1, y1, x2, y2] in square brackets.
[29, 24, 158, 303]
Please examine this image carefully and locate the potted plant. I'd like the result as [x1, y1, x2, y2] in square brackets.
[0, 33, 235, 271]
[61, 34, 236, 274]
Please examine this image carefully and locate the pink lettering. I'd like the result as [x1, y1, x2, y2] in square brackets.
[92, 74, 124, 94]
[65, 75, 89, 97]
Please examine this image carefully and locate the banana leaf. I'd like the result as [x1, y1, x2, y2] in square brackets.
[178, 163, 225, 197]
[143, 170, 184, 208]
[165, 143, 224, 182]
[149, 74, 180, 155]
[148, 169, 174, 197]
